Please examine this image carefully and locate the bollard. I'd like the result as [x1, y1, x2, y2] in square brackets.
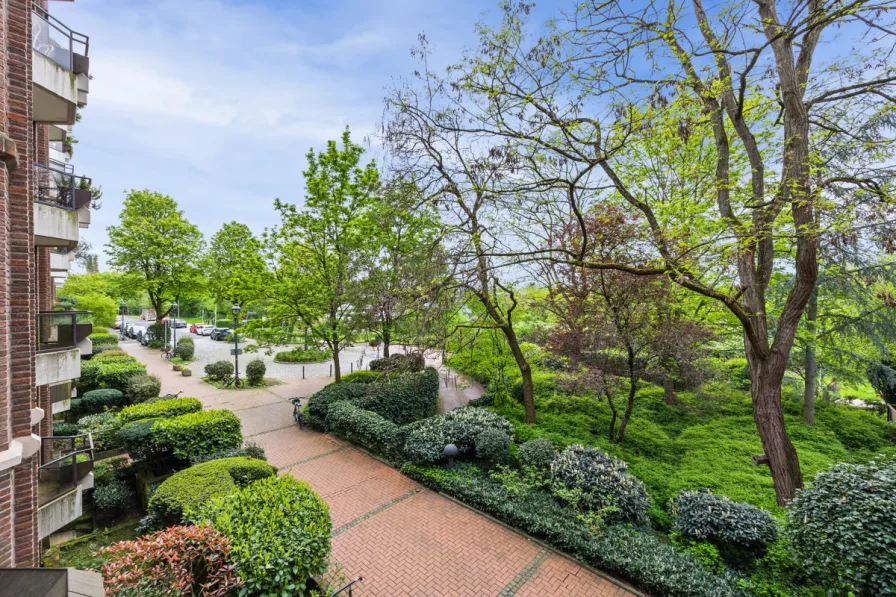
[302, 366, 305, 379]
[329, 364, 332, 377]
[351, 362, 354, 373]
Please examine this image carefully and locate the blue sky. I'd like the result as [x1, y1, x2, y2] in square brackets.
[51, 0, 559, 269]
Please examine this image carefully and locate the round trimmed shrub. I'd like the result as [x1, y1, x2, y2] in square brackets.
[786, 456, 896, 595]
[670, 490, 778, 548]
[149, 457, 275, 524]
[151, 410, 242, 460]
[126, 374, 161, 403]
[475, 428, 511, 466]
[53, 422, 79, 437]
[204, 360, 234, 381]
[194, 475, 332, 596]
[74, 389, 125, 415]
[93, 479, 135, 515]
[174, 337, 194, 360]
[404, 407, 515, 464]
[550, 445, 651, 526]
[518, 438, 557, 471]
[246, 359, 265, 385]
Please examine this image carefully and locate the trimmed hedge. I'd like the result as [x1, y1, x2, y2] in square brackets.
[273, 348, 330, 363]
[246, 360, 265, 385]
[76, 412, 123, 451]
[369, 352, 425, 373]
[126, 374, 162, 403]
[152, 410, 242, 460]
[89, 332, 119, 347]
[119, 397, 202, 424]
[190, 444, 267, 465]
[174, 337, 194, 360]
[118, 419, 160, 461]
[204, 360, 234, 381]
[306, 383, 369, 430]
[403, 464, 741, 597]
[326, 401, 403, 460]
[149, 457, 276, 524]
[194, 475, 332, 596]
[403, 406, 515, 464]
[671, 490, 778, 548]
[786, 456, 896, 595]
[340, 370, 382, 384]
[71, 389, 126, 416]
[92, 349, 130, 361]
[80, 358, 147, 392]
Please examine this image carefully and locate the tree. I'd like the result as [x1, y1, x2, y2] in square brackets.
[542, 206, 710, 442]
[204, 221, 266, 308]
[266, 129, 379, 382]
[106, 190, 204, 321]
[441, 1, 896, 505]
[361, 178, 442, 357]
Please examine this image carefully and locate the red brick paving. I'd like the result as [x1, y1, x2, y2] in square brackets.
[124, 342, 637, 597]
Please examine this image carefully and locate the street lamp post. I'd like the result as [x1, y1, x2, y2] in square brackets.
[171, 302, 179, 350]
[119, 301, 126, 338]
[232, 304, 241, 387]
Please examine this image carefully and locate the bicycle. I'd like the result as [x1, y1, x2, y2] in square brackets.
[292, 398, 305, 430]
[162, 347, 174, 360]
[220, 375, 236, 388]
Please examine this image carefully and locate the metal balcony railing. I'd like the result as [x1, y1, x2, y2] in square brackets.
[34, 163, 92, 210]
[31, 5, 89, 73]
[38, 434, 94, 506]
[37, 311, 92, 353]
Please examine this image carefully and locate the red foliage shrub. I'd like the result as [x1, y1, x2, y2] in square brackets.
[100, 525, 242, 597]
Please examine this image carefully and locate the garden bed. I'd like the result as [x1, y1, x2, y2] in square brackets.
[201, 376, 282, 390]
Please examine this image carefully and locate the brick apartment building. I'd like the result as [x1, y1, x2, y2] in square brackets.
[0, 0, 103, 592]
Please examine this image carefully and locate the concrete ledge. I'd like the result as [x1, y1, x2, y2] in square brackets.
[33, 50, 78, 124]
[36, 349, 80, 387]
[38, 485, 83, 539]
[34, 203, 79, 248]
[0, 132, 18, 171]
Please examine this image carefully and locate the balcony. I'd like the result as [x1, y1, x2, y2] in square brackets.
[50, 381, 73, 416]
[35, 312, 90, 387]
[0, 568, 105, 597]
[38, 435, 95, 539]
[50, 249, 73, 273]
[32, 6, 89, 124]
[33, 163, 91, 247]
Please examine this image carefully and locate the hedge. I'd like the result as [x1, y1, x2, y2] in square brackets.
[152, 410, 242, 460]
[326, 401, 403, 460]
[71, 389, 126, 416]
[369, 352, 425, 373]
[126, 374, 161, 403]
[306, 367, 440, 430]
[403, 464, 741, 597]
[92, 349, 130, 361]
[149, 457, 275, 524]
[204, 360, 234, 381]
[273, 348, 330, 363]
[89, 332, 119, 347]
[118, 419, 160, 461]
[80, 358, 147, 393]
[174, 338, 194, 360]
[119, 397, 202, 424]
[671, 490, 778, 549]
[340, 370, 382, 384]
[194, 475, 332, 596]
[77, 412, 123, 451]
[403, 406, 515, 464]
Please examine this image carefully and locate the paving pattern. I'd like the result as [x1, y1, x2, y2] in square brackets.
[121, 339, 637, 597]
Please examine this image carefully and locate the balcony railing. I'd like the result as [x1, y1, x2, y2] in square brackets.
[37, 311, 92, 353]
[31, 5, 89, 73]
[38, 434, 94, 506]
[34, 163, 92, 210]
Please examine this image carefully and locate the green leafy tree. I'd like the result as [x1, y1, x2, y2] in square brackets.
[105, 190, 204, 321]
[266, 129, 379, 382]
[204, 221, 266, 308]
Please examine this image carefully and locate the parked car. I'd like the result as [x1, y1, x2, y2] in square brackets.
[210, 327, 232, 341]
[113, 321, 121, 330]
[196, 324, 215, 336]
[189, 323, 198, 333]
[175, 320, 187, 329]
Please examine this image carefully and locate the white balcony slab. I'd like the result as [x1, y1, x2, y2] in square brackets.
[32, 51, 78, 125]
[34, 202, 79, 248]
[36, 348, 80, 387]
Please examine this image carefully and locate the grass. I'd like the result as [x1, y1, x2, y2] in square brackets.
[41, 517, 141, 570]
[169, 356, 195, 365]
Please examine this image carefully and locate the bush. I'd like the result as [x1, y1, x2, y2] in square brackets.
[152, 410, 242, 460]
[340, 370, 383, 384]
[126, 374, 161, 403]
[89, 332, 119, 347]
[246, 359, 265, 385]
[190, 443, 267, 465]
[467, 394, 496, 408]
[551, 445, 651, 527]
[786, 456, 896, 595]
[671, 490, 778, 549]
[147, 339, 164, 349]
[326, 401, 403, 459]
[72, 389, 126, 416]
[93, 479, 135, 515]
[174, 337, 194, 360]
[518, 438, 557, 471]
[404, 407, 515, 464]
[204, 360, 234, 381]
[149, 457, 275, 524]
[273, 347, 330, 363]
[80, 358, 147, 393]
[53, 422, 79, 436]
[476, 428, 511, 466]
[92, 349, 129, 361]
[306, 382, 371, 430]
[118, 419, 160, 461]
[119, 397, 202, 423]
[76, 412, 123, 451]
[99, 525, 241, 597]
[355, 367, 440, 424]
[194, 475, 332, 596]
[403, 464, 740, 597]
[92, 326, 111, 335]
[369, 351, 425, 373]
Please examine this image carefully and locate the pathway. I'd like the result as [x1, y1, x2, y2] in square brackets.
[120, 339, 636, 597]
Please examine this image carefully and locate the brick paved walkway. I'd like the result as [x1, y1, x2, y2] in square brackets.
[121, 340, 638, 597]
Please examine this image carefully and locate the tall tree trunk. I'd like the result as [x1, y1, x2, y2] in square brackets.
[802, 290, 818, 425]
[748, 352, 803, 505]
[616, 372, 638, 443]
[504, 325, 536, 424]
[382, 321, 391, 358]
[605, 389, 618, 442]
[332, 346, 342, 382]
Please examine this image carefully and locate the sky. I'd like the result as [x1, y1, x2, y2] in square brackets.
[50, 0, 561, 270]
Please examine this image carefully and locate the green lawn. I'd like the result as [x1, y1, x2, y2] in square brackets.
[42, 518, 141, 570]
